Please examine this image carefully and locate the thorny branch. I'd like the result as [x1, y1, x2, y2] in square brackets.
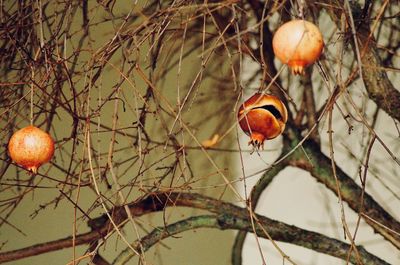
[1, 1, 399, 264]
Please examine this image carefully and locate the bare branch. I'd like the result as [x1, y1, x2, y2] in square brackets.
[288, 132, 400, 249]
[323, 0, 400, 121]
[0, 192, 390, 265]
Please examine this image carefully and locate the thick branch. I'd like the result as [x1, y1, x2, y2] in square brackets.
[287, 132, 400, 249]
[324, 1, 400, 121]
[232, 159, 288, 265]
[0, 192, 390, 264]
[114, 213, 389, 265]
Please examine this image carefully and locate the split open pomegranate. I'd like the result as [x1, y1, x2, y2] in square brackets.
[238, 93, 288, 149]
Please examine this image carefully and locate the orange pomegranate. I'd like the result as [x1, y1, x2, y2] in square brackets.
[272, 20, 324, 75]
[238, 93, 287, 149]
[8, 125, 55, 174]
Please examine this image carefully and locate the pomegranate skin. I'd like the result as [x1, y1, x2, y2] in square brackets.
[272, 20, 324, 75]
[238, 93, 287, 149]
[8, 125, 55, 174]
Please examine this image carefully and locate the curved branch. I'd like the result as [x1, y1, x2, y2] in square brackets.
[287, 133, 400, 249]
[324, 0, 400, 121]
[0, 192, 390, 264]
[113, 213, 389, 265]
[232, 159, 288, 265]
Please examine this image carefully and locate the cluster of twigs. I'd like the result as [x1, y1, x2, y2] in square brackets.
[0, 0, 399, 264]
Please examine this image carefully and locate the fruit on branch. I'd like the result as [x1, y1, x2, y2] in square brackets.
[272, 20, 324, 75]
[8, 125, 55, 174]
[238, 93, 288, 149]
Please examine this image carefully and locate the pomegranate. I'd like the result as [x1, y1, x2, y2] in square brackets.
[272, 20, 324, 75]
[238, 93, 287, 149]
[8, 125, 55, 174]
